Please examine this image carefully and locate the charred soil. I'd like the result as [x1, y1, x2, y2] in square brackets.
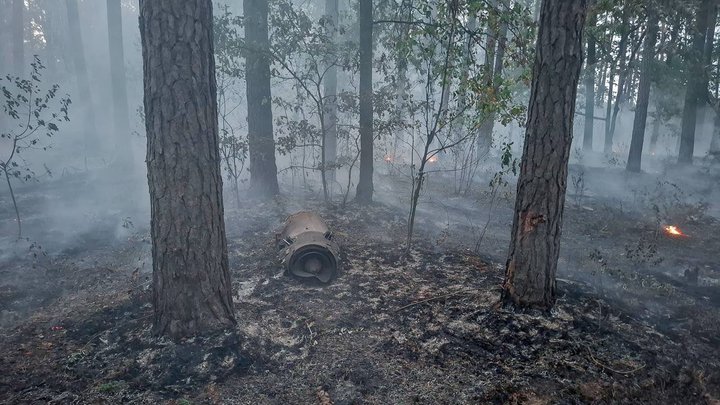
[1, 167, 720, 404]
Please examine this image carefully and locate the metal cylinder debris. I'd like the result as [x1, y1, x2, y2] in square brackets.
[277, 212, 339, 283]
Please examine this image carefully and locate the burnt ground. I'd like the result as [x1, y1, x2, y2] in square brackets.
[1, 161, 720, 404]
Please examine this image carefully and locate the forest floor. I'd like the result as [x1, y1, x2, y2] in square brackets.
[1, 159, 720, 404]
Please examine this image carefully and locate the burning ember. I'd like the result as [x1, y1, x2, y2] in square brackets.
[663, 225, 687, 237]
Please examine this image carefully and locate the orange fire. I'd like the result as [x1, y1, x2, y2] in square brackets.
[384, 155, 393, 162]
[663, 225, 687, 237]
[428, 156, 438, 163]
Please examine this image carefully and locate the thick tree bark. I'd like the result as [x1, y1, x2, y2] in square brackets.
[356, 0, 373, 204]
[678, 0, 714, 165]
[583, 15, 596, 151]
[323, 0, 339, 187]
[502, 0, 588, 309]
[626, 10, 658, 172]
[245, 0, 280, 198]
[66, 0, 98, 150]
[106, 0, 133, 167]
[12, 0, 24, 75]
[139, 0, 236, 339]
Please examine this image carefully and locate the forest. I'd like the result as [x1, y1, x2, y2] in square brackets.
[1, 0, 720, 403]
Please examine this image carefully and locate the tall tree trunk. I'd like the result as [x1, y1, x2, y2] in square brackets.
[12, 0, 24, 75]
[502, 0, 588, 309]
[456, 15, 477, 117]
[678, 0, 714, 165]
[106, 0, 133, 168]
[323, 0, 339, 187]
[356, 0, 373, 204]
[604, 63, 615, 149]
[483, 3, 509, 150]
[583, 15, 597, 151]
[626, 10, 658, 172]
[245, 0, 280, 197]
[605, 8, 629, 153]
[596, 61, 607, 106]
[139, 0, 235, 340]
[66, 0, 98, 152]
[478, 1, 499, 157]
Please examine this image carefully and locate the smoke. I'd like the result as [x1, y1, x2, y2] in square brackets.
[0, 0, 718, 324]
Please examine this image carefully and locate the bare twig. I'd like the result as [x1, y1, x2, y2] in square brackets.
[586, 347, 646, 375]
[395, 290, 470, 312]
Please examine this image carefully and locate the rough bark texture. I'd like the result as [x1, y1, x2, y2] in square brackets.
[66, 0, 98, 149]
[583, 15, 596, 151]
[106, 0, 133, 167]
[12, 0, 23, 75]
[139, 0, 236, 339]
[245, 0, 280, 198]
[502, 0, 588, 309]
[678, 0, 713, 165]
[356, 0, 374, 204]
[626, 11, 658, 173]
[323, 0, 339, 186]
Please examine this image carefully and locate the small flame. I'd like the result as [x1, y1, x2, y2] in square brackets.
[663, 225, 686, 237]
[384, 155, 393, 162]
[428, 156, 438, 163]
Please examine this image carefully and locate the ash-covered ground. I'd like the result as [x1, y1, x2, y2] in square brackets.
[1, 158, 720, 404]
